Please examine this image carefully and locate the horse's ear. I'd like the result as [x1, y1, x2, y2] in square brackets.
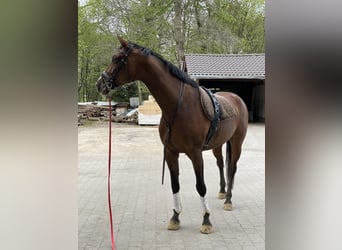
[117, 35, 128, 48]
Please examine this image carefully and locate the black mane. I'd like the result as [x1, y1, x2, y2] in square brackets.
[129, 42, 198, 88]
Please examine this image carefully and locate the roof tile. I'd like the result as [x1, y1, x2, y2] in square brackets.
[184, 54, 265, 80]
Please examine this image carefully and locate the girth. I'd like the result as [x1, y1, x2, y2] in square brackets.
[201, 87, 221, 150]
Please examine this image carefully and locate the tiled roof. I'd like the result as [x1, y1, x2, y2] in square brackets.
[184, 54, 265, 80]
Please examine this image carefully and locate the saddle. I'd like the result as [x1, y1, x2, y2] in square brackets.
[199, 87, 236, 149]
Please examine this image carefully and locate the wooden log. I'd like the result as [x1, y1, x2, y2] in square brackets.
[88, 117, 100, 121]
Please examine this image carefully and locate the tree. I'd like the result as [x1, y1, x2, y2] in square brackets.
[78, 0, 265, 101]
[173, 0, 185, 67]
[78, 2, 105, 102]
[213, 0, 265, 53]
[78, 1, 138, 102]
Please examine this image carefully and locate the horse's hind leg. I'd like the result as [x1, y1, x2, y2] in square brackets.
[224, 137, 243, 211]
[165, 148, 182, 230]
[212, 146, 226, 199]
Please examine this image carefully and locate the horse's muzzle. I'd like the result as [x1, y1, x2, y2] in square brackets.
[96, 71, 117, 96]
[96, 77, 110, 96]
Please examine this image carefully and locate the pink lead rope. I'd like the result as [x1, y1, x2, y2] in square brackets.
[108, 97, 116, 250]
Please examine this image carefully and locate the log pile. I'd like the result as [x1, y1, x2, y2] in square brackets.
[78, 104, 111, 125]
[112, 109, 138, 123]
[78, 103, 138, 125]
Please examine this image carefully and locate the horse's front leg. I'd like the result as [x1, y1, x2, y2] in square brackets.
[213, 146, 226, 199]
[165, 148, 182, 230]
[188, 150, 213, 234]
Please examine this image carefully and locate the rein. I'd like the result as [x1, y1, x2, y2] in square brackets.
[161, 81, 185, 185]
[107, 97, 116, 250]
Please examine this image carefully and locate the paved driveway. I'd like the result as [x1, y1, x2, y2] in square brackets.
[78, 122, 264, 249]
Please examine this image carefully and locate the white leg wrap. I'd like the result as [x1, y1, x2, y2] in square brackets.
[173, 192, 182, 214]
[200, 196, 211, 215]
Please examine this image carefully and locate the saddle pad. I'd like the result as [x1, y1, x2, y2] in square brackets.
[199, 87, 236, 121]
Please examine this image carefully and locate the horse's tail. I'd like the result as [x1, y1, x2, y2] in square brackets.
[226, 141, 231, 169]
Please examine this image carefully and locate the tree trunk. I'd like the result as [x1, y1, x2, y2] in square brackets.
[173, 0, 185, 68]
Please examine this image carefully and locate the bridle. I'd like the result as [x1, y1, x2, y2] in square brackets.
[101, 45, 134, 92]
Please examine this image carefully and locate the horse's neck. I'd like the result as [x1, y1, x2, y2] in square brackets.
[138, 57, 183, 120]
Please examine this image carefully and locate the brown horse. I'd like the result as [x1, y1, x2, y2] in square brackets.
[96, 36, 248, 234]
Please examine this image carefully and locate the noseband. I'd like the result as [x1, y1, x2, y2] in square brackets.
[101, 45, 134, 91]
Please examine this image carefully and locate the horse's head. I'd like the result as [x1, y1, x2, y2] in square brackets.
[96, 36, 138, 96]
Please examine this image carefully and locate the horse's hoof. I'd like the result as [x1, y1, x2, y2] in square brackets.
[218, 192, 226, 199]
[223, 203, 233, 211]
[200, 224, 213, 234]
[167, 220, 180, 230]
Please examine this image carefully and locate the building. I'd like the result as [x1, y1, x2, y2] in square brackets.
[183, 54, 265, 121]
